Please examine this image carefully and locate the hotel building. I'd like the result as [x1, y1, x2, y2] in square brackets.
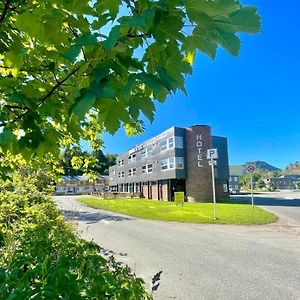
[109, 125, 230, 202]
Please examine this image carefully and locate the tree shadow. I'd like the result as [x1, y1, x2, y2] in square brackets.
[62, 209, 133, 224]
[100, 247, 128, 257]
[225, 196, 300, 207]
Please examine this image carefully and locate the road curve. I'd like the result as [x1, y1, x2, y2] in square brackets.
[55, 196, 300, 300]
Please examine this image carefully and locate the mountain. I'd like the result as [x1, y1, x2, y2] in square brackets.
[230, 161, 281, 176]
[280, 162, 300, 175]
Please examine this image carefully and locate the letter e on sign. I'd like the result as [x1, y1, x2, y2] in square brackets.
[207, 149, 218, 160]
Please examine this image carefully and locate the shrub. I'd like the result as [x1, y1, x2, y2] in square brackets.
[0, 175, 150, 299]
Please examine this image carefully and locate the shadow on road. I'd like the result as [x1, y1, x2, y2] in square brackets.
[228, 197, 300, 207]
[100, 247, 128, 257]
[62, 209, 133, 224]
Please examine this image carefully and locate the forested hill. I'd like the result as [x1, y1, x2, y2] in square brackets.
[230, 161, 281, 176]
[280, 162, 300, 175]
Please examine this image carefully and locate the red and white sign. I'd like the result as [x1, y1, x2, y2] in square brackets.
[246, 163, 256, 173]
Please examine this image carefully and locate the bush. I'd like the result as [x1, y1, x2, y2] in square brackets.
[0, 175, 151, 299]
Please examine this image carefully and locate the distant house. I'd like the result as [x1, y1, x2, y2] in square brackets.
[270, 175, 300, 190]
[229, 175, 240, 194]
[55, 175, 109, 195]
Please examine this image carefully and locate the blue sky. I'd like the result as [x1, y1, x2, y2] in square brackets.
[100, 1, 300, 169]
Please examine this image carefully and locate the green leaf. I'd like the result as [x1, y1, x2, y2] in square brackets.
[215, 7, 261, 34]
[62, 45, 82, 61]
[96, 99, 129, 134]
[75, 32, 98, 46]
[103, 26, 121, 50]
[95, 0, 121, 19]
[185, 0, 239, 21]
[183, 26, 217, 59]
[157, 67, 182, 93]
[139, 99, 155, 122]
[119, 8, 155, 28]
[90, 78, 116, 99]
[0, 127, 14, 143]
[136, 73, 169, 102]
[15, 12, 46, 42]
[4, 50, 25, 78]
[213, 30, 241, 56]
[71, 91, 96, 119]
[63, 0, 94, 15]
[151, 13, 184, 43]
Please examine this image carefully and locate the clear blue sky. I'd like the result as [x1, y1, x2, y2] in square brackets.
[100, 1, 300, 169]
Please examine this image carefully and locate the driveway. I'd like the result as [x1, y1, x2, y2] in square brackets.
[55, 196, 300, 300]
[231, 191, 300, 227]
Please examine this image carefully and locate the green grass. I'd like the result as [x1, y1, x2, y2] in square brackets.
[78, 197, 277, 225]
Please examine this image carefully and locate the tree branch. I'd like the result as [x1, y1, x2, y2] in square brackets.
[126, 33, 151, 38]
[38, 66, 80, 107]
[0, 66, 80, 127]
[0, 0, 11, 25]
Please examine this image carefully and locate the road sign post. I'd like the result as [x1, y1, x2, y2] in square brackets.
[250, 173, 254, 208]
[246, 163, 256, 209]
[207, 149, 218, 220]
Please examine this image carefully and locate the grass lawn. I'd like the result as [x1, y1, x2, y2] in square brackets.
[78, 197, 277, 225]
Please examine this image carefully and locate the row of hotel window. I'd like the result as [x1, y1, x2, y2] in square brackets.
[118, 136, 183, 166]
[116, 157, 184, 178]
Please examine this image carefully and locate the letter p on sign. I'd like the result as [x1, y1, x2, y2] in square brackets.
[207, 149, 218, 160]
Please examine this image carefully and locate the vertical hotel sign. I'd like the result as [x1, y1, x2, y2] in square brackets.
[196, 134, 203, 168]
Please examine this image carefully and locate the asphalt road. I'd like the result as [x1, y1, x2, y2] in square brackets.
[231, 191, 300, 227]
[56, 196, 300, 300]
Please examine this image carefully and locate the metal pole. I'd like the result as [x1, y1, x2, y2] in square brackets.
[250, 173, 254, 209]
[211, 159, 217, 220]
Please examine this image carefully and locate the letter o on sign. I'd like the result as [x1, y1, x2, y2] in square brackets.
[246, 164, 256, 173]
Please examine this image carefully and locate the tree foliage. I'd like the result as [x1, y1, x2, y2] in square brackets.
[240, 172, 267, 191]
[0, 0, 261, 173]
[61, 147, 117, 176]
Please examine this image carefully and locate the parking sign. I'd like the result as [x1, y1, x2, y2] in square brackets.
[207, 149, 218, 160]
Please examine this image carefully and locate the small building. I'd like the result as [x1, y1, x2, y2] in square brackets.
[229, 175, 240, 194]
[55, 175, 109, 195]
[109, 125, 230, 202]
[270, 175, 300, 190]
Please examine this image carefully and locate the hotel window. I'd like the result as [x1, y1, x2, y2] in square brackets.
[142, 165, 147, 174]
[128, 168, 136, 176]
[118, 159, 124, 166]
[175, 136, 183, 148]
[168, 137, 174, 149]
[161, 159, 168, 171]
[235, 185, 239, 190]
[142, 164, 153, 174]
[160, 140, 168, 151]
[234, 177, 238, 182]
[118, 171, 124, 178]
[146, 146, 153, 157]
[169, 157, 175, 169]
[175, 157, 184, 169]
[147, 163, 153, 173]
[128, 153, 136, 163]
[141, 148, 146, 158]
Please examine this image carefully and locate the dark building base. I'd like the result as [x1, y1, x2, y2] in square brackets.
[111, 179, 229, 202]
